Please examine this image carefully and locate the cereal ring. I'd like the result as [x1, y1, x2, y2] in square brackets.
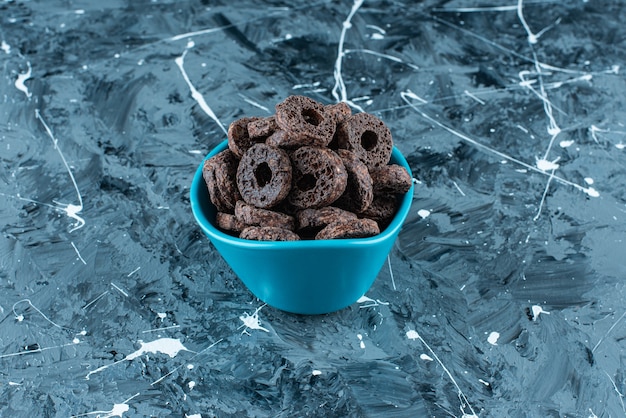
[247, 116, 278, 139]
[296, 206, 357, 238]
[315, 218, 380, 240]
[288, 146, 348, 209]
[228, 116, 263, 158]
[327, 102, 353, 150]
[265, 129, 302, 149]
[236, 143, 292, 209]
[333, 149, 374, 213]
[240, 226, 300, 241]
[235, 200, 295, 231]
[215, 212, 246, 233]
[202, 161, 230, 212]
[296, 206, 357, 230]
[359, 194, 399, 229]
[336, 112, 393, 168]
[203, 149, 241, 212]
[369, 164, 413, 194]
[325, 102, 352, 124]
[275, 95, 336, 147]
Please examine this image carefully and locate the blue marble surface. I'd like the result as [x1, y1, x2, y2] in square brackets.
[1, 1, 625, 417]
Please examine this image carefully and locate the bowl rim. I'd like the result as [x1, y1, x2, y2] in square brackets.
[190, 140, 414, 249]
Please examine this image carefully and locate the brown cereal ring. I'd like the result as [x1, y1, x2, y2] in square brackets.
[247, 116, 278, 139]
[235, 200, 295, 231]
[288, 146, 348, 209]
[265, 129, 302, 149]
[203, 149, 241, 212]
[325, 102, 352, 124]
[275, 95, 336, 147]
[240, 226, 300, 241]
[236, 143, 292, 209]
[369, 164, 413, 194]
[215, 212, 246, 233]
[296, 206, 357, 232]
[315, 218, 380, 240]
[228, 116, 263, 158]
[333, 149, 374, 213]
[359, 194, 399, 229]
[336, 112, 393, 168]
[327, 102, 353, 150]
[202, 161, 231, 212]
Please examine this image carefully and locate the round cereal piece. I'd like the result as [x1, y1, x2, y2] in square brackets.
[333, 149, 374, 213]
[296, 206, 357, 231]
[315, 218, 380, 240]
[215, 212, 246, 233]
[236, 143, 292, 209]
[325, 102, 352, 124]
[240, 226, 301, 241]
[336, 112, 393, 168]
[369, 164, 413, 194]
[360, 194, 399, 229]
[247, 116, 278, 139]
[327, 102, 353, 150]
[235, 200, 295, 231]
[265, 129, 302, 149]
[275, 95, 336, 147]
[203, 149, 241, 212]
[228, 116, 263, 158]
[288, 146, 348, 209]
[202, 161, 231, 212]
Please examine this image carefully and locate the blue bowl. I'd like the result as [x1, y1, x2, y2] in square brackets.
[190, 140, 413, 314]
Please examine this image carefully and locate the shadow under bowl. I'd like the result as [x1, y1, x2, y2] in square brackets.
[190, 140, 413, 315]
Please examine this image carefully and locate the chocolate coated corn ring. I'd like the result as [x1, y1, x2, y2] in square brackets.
[235, 200, 295, 231]
[287, 146, 347, 209]
[334, 149, 374, 213]
[228, 116, 265, 158]
[240, 226, 300, 241]
[203, 149, 241, 212]
[369, 164, 413, 194]
[275, 95, 336, 147]
[236, 143, 292, 209]
[315, 218, 380, 240]
[336, 112, 392, 168]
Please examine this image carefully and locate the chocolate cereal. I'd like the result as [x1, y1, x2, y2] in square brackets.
[336, 112, 393, 168]
[275, 95, 336, 148]
[288, 146, 348, 209]
[236, 143, 292, 209]
[201, 95, 411, 241]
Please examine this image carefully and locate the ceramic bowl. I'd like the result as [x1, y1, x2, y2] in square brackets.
[190, 140, 413, 314]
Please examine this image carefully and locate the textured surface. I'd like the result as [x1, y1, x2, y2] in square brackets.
[1, 1, 625, 417]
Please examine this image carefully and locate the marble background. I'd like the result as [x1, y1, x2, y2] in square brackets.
[1, 1, 625, 417]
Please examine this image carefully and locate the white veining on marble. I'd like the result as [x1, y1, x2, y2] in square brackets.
[85, 337, 190, 380]
[15, 61, 32, 98]
[71, 393, 139, 418]
[487, 331, 500, 345]
[531, 305, 550, 321]
[35, 109, 86, 232]
[407, 329, 478, 417]
[331, 0, 365, 112]
[357, 295, 389, 309]
[175, 41, 228, 135]
[71, 241, 87, 265]
[239, 304, 270, 335]
[387, 254, 396, 290]
[400, 91, 600, 198]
